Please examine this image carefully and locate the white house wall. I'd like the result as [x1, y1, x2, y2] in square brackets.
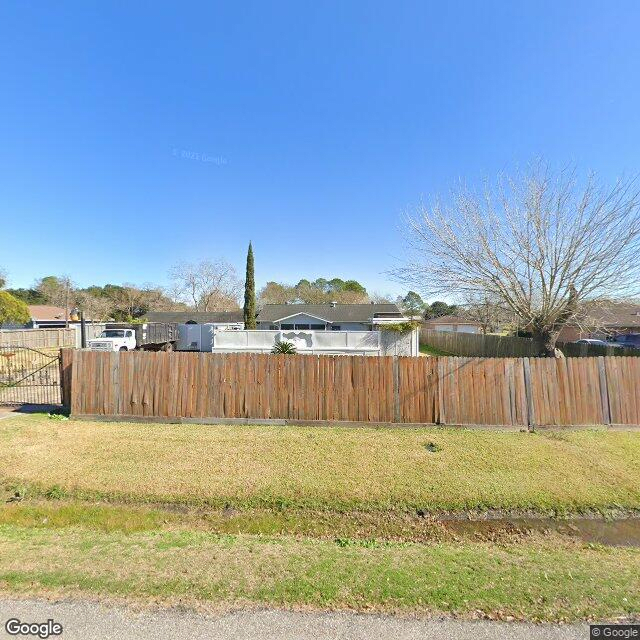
[258, 314, 371, 331]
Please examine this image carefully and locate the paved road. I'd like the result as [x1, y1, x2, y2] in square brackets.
[0, 598, 590, 639]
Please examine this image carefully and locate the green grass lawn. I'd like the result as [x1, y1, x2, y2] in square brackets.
[1, 414, 639, 621]
[0, 517, 637, 621]
[419, 343, 452, 355]
[1, 415, 639, 514]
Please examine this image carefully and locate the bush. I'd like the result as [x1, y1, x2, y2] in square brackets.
[271, 340, 297, 354]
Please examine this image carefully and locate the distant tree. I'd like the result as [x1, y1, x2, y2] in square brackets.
[5, 288, 46, 304]
[342, 280, 367, 295]
[243, 242, 257, 329]
[258, 281, 297, 305]
[71, 282, 182, 321]
[36, 275, 74, 326]
[398, 291, 426, 317]
[0, 291, 30, 326]
[259, 277, 369, 305]
[169, 260, 241, 311]
[462, 292, 507, 335]
[424, 301, 458, 319]
[0, 269, 6, 289]
[368, 292, 394, 303]
[295, 280, 334, 304]
[73, 291, 114, 321]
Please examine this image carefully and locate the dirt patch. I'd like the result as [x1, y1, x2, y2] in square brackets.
[4, 499, 640, 546]
[438, 517, 640, 547]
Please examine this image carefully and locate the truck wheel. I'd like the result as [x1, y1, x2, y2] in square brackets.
[119, 346, 128, 352]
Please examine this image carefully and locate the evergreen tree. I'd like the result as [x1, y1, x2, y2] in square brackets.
[243, 242, 257, 329]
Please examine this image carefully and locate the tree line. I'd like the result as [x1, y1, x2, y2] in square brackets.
[0, 261, 447, 325]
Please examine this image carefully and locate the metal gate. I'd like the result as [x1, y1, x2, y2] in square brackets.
[0, 346, 61, 405]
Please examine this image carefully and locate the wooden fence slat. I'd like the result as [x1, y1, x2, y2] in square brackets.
[67, 351, 640, 428]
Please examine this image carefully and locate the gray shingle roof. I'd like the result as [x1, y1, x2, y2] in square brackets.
[146, 311, 244, 324]
[257, 303, 402, 323]
[581, 303, 640, 329]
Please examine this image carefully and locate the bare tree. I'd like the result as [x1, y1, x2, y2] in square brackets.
[169, 260, 241, 311]
[74, 291, 114, 321]
[36, 275, 75, 327]
[369, 291, 394, 304]
[461, 292, 506, 335]
[393, 165, 640, 355]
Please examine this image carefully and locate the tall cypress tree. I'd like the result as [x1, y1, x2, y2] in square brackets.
[243, 241, 257, 329]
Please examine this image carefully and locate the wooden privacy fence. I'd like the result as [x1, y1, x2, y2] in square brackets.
[0, 328, 76, 349]
[64, 349, 640, 427]
[420, 328, 639, 358]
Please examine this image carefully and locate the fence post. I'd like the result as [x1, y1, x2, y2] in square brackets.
[393, 356, 401, 423]
[522, 357, 535, 431]
[437, 357, 446, 425]
[59, 348, 74, 410]
[597, 356, 611, 425]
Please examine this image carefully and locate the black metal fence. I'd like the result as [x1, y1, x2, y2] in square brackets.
[0, 346, 61, 405]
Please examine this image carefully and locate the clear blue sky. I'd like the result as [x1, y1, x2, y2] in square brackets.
[1, 1, 639, 297]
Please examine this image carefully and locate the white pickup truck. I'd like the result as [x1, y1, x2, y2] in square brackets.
[87, 329, 137, 352]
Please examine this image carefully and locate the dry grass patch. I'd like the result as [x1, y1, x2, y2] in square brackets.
[1, 415, 639, 513]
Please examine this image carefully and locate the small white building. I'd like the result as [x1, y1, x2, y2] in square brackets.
[423, 315, 483, 334]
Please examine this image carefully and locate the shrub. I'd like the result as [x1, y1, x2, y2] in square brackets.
[271, 340, 297, 354]
[0, 291, 30, 326]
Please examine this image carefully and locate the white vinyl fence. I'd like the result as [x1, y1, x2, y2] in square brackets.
[211, 329, 419, 356]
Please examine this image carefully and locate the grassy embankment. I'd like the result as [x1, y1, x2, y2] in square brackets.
[0, 414, 639, 621]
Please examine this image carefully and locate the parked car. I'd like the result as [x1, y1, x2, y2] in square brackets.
[572, 338, 610, 346]
[611, 333, 640, 350]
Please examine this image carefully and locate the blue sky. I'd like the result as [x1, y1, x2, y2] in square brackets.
[1, 1, 639, 298]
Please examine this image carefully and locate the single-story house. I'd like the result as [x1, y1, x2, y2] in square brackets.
[557, 303, 640, 342]
[27, 305, 70, 329]
[255, 303, 407, 331]
[423, 315, 483, 334]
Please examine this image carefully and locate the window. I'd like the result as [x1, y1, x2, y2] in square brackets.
[269, 325, 277, 330]
[100, 330, 125, 338]
[281, 324, 294, 330]
[295, 324, 310, 330]
[310, 324, 325, 330]
[331, 325, 341, 331]
[125, 331, 133, 337]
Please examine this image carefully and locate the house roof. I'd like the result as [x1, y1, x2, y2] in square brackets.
[28, 305, 68, 321]
[146, 311, 244, 324]
[581, 303, 640, 329]
[257, 303, 403, 323]
[424, 315, 482, 326]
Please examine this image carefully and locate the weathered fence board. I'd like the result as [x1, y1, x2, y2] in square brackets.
[0, 328, 76, 349]
[64, 350, 640, 427]
[420, 328, 640, 358]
